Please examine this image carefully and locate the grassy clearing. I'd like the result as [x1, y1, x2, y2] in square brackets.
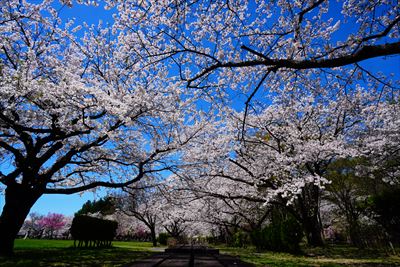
[0, 239, 158, 267]
[216, 244, 400, 267]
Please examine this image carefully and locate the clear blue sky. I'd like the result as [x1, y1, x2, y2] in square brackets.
[0, 1, 399, 217]
[1, 192, 101, 217]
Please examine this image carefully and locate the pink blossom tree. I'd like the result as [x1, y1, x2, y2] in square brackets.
[38, 213, 66, 239]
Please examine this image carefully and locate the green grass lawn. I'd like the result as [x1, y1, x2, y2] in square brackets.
[216, 244, 400, 267]
[2, 240, 399, 266]
[0, 239, 159, 267]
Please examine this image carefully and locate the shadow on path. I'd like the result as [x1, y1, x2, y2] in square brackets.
[125, 245, 255, 267]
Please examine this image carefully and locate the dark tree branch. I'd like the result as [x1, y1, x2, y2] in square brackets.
[43, 146, 173, 194]
[361, 15, 400, 43]
[228, 158, 255, 178]
[188, 41, 400, 86]
[2, 46, 18, 69]
[0, 112, 52, 134]
[297, 0, 326, 25]
[0, 140, 23, 161]
[44, 177, 144, 195]
[0, 169, 21, 186]
[37, 142, 63, 166]
[241, 70, 275, 140]
[241, 42, 400, 69]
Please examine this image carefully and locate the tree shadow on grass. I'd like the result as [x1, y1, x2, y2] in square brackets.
[0, 247, 154, 267]
[216, 244, 400, 267]
[304, 244, 397, 259]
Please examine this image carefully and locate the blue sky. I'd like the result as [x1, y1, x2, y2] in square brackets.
[21, 192, 100, 216]
[1, 1, 399, 217]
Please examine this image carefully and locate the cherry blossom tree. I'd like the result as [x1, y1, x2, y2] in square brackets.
[156, 185, 190, 240]
[0, 1, 204, 255]
[114, 181, 163, 246]
[1, 0, 399, 255]
[21, 212, 45, 239]
[109, 0, 399, 247]
[119, 218, 150, 241]
[39, 213, 66, 239]
[358, 99, 400, 184]
[177, 83, 399, 246]
[111, 0, 399, 99]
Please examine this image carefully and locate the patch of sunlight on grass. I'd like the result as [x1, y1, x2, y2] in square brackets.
[113, 241, 153, 249]
[1, 239, 156, 267]
[14, 239, 74, 249]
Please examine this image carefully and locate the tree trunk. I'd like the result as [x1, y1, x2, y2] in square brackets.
[150, 226, 157, 247]
[297, 184, 324, 247]
[0, 184, 42, 256]
[347, 215, 363, 247]
[303, 214, 324, 246]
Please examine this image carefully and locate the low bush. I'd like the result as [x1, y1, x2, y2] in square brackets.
[158, 233, 170, 246]
[70, 215, 118, 248]
[233, 231, 250, 248]
[251, 212, 303, 253]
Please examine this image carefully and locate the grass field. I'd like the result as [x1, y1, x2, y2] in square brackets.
[216, 244, 400, 267]
[1, 240, 399, 266]
[0, 239, 158, 267]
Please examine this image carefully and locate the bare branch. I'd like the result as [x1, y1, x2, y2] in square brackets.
[188, 41, 400, 86]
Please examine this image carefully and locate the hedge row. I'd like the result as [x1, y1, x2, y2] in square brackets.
[70, 215, 118, 248]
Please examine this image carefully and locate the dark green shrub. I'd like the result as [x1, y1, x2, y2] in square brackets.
[250, 229, 265, 250]
[158, 232, 170, 246]
[251, 212, 303, 253]
[280, 215, 303, 252]
[369, 187, 400, 244]
[233, 231, 249, 248]
[70, 215, 118, 248]
[269, 222, 283, 251]
[206, 236, 217, 244]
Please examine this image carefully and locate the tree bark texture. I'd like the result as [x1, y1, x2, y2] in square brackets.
[150, 226, 157, 247]
[302, 214, 324, 247]
[297, 184, 324, 247]
[0, 184, 42, 256]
